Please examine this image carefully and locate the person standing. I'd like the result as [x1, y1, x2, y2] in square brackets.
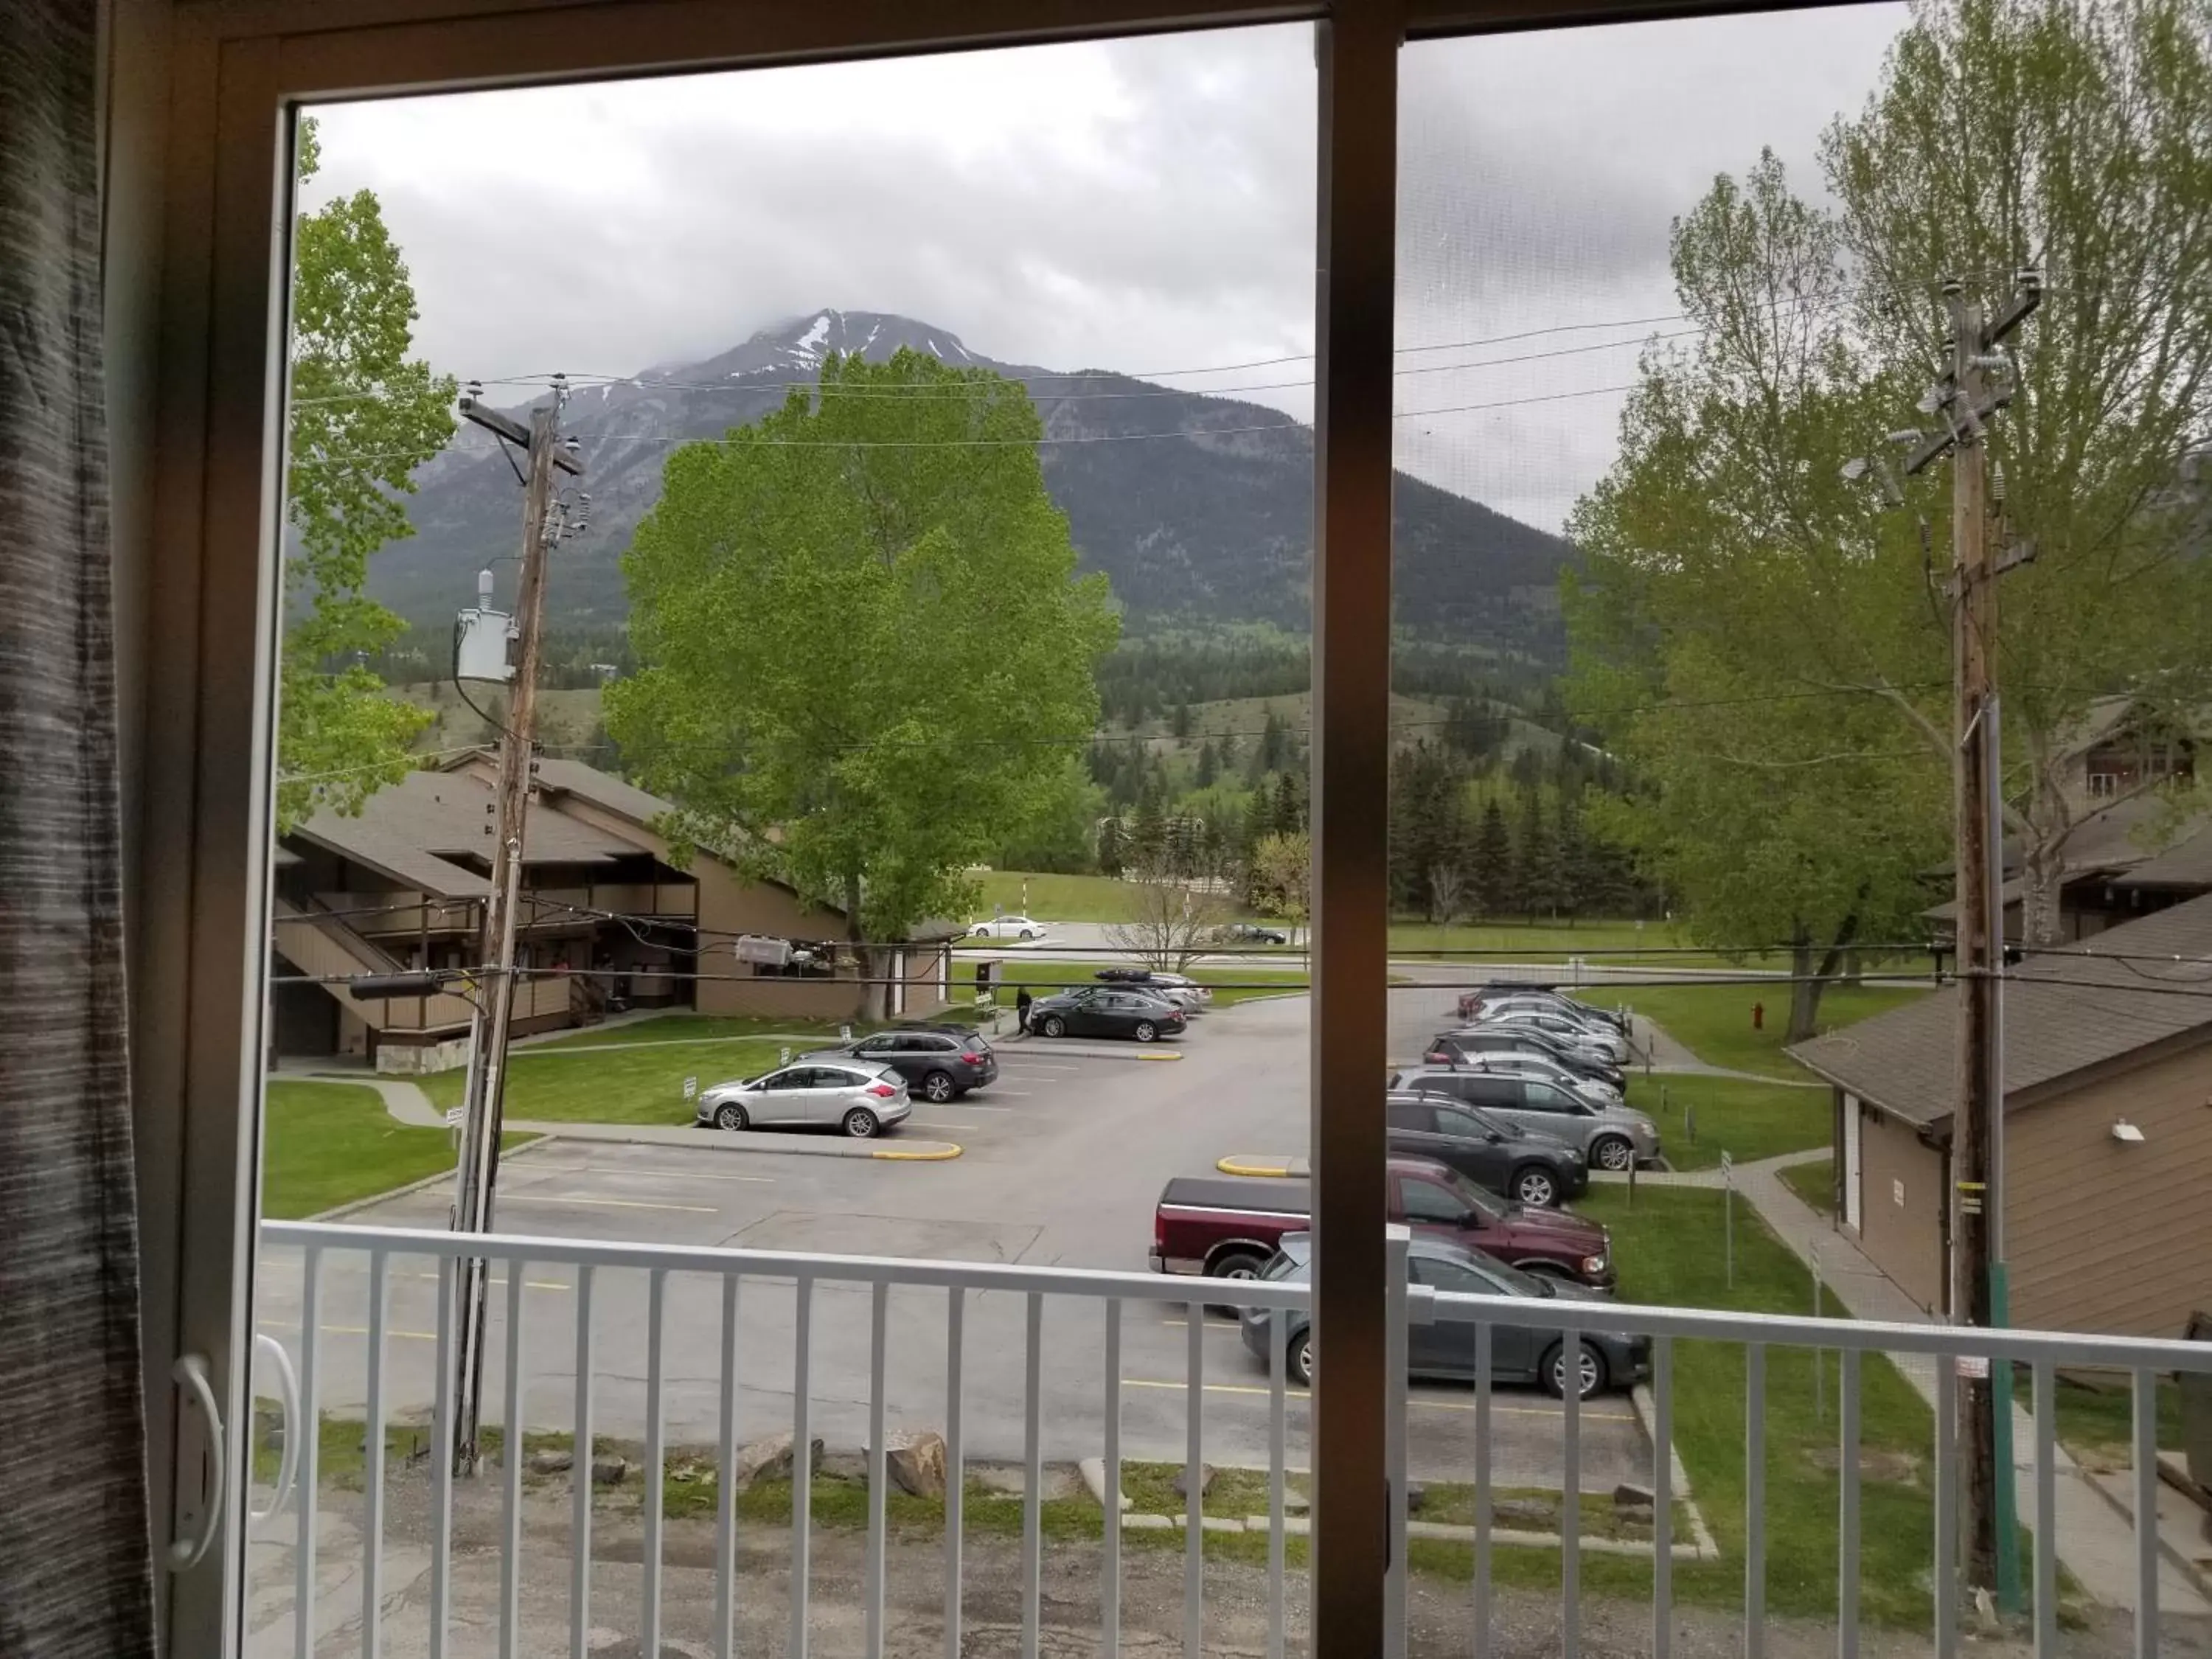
[1015, 984, 1034, 1033]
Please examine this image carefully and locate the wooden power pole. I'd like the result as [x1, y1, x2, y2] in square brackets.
[451, 383, 583, 1470]
[1903, 271, 2039, 1605]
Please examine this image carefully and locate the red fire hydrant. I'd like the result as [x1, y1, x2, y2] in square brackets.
[1752, 1001, 1765, 1032]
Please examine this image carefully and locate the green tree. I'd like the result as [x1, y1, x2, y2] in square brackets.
[1513, 791, 1560, 921]
[277, 117, 454, 830]
[1194, 739, 1219, 789]
[1250, 831, 1312, 947]
[608, 349, 1119, 1009]
[1571, 0, 2212, 980]
[1471, 799, 1514, 919]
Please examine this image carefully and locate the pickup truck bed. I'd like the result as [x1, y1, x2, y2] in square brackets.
[1150, 1161, 1614, 1288]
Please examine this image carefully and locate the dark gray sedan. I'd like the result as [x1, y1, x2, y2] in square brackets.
[1239, 1232, 1647, 1399]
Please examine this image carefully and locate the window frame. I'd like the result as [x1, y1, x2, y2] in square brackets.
[114, 1, 1868, 1651]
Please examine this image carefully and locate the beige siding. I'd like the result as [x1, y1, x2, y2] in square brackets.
[1851, 1105, 1947, 1315]
[2005, 1040, 2212, 1338]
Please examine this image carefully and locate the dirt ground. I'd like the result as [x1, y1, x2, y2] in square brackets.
[244, 1461, 2212, 1658]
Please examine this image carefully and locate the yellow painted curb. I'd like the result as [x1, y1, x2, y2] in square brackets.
[1216, 1155, 1294, 1178]
[1134, 1051, 1183, 1061]
[873, 1143, 964, 1161]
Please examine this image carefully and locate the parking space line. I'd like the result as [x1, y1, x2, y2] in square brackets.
[516, 1163, 776, 1184]
[1121, 1377, 1633, 1419]
[258, 1262, 570, 1291]
[260, 1319, 437, 1343]
[500, 1194, 718, 1214]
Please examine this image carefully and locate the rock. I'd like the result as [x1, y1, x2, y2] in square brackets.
[883, 1430, 947, 1501]
[1612, 1481, 1656, 1511]
[1121, 1512, 1175, 1531]
[1171, 1464, 1216, 1499]
[590, 1455, 628, 1485]
[529, 1449, 574, 1475]
[1404, 1479, 1427, 1514]
[1493, 1497, 1557, 1531]
[731, 1431, 824, 1492]
[1283, 1489, 1311, 1515]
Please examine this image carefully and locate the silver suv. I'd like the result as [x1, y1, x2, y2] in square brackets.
[1390, 1066, 1659, 1171]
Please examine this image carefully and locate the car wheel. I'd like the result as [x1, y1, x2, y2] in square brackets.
[1020, 928, 1037, 940]
[713, 1102, 748, 1132]
[1133, 1020, 1158, 1043]
[922, 1070, 956, 1102]
[1512, 1166, 1559, 1207]
[842, 1107, 880, 1138]
[1540, 1340, 1607, 1400]
[1209, 1251, 1266, 1282]
[1287, 1329, 1315, 1389]
[1041, 1015, 1067, 1038]
[1591, 1135, 1635, 1172]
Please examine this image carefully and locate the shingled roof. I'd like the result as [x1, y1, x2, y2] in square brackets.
[1789, 891, 2212, 1131]
[292, 768, 637, 897]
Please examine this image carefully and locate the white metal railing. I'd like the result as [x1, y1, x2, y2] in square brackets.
[249, 1220, 2212, 1659]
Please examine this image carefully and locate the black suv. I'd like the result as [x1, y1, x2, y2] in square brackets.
[1387, 1090, 1587, 1207]
[813, 1028, 998, 1102]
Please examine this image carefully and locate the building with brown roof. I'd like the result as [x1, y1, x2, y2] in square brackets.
[269, 754, 954, 1071]
[1788, 893, 2212, 1338]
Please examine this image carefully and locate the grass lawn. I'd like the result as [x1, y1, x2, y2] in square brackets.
[1631, 1077, 1834, 1171]
[966, 870, 1169, 924]
[260, 1080, 531, 1219]
[1777, 1157, 1836, 1216]
[1569, 1185, 1944, 1625]
[417, 1038, 790, 1126]
[527, 1013, 853, 1051]
[1626, 982, 1931, 1079]
[1385, 918, 1745, 965]
[2031, 1371, 2185, 1458]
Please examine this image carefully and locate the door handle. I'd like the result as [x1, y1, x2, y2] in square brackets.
[248, 1332, 301, 1523]
[167, 1353, 226, 1573]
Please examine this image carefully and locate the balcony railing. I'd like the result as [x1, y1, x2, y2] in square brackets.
[249, 1220, 2212, 1659]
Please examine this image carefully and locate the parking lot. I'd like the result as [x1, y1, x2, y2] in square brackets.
[251, 982, 1652, 1489]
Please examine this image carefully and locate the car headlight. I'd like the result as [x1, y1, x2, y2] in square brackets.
[1582, 1255, 1607, 1277]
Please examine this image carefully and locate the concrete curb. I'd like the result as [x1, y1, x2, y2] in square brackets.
[2073, 1455, 2212, 1602]
[1629, 1382, 1722, 1562]
[998, 1037, 1185, 1062]
[1217, 1155, 1308, 1178]
[520, 1123, 964, 1161]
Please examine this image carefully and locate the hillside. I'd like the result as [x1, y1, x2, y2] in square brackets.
[370, 310, 1573, 657]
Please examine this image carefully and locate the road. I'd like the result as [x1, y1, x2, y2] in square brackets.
[251, 984, 1651, 1490]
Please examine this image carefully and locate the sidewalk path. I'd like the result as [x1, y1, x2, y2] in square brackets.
[303, 1074, 961, 1161]
[1736, 1152, 2212, 1618]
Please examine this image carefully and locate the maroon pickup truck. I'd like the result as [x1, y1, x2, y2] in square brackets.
[1149, 1157, 1614, 1289]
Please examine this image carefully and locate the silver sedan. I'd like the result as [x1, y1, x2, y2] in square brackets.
[695, 1060, 911, 1138]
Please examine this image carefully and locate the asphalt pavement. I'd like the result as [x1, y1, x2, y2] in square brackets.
[251, 984, 1651, 1489]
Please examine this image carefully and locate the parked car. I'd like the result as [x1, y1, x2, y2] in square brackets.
[1427, 1026, 1627, 1091]
[1150, 1158, 1613, 1287]
[1472, 1005, 1631, 1064]
[1456, 982, 1629, 1031]
[1094, 967, 1208, 1012]
[1386, 1089, 1586, 1207]
[810, 1027, 997, 1102]
[1215, 922, 1287, 945]
[1423, 1047, 1621, 1107]
[1028, 985, 1187, 1042]
[970, 914, 1048, 941]
[1391, 1066, 1660, 1172]
[695, 1060, 911, 1138]
[1239, 1232, 1647, 1397]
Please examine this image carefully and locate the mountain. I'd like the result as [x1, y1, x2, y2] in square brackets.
[371, 310, 1573, 657]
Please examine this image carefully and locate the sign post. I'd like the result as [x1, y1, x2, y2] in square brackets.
[1721, 1150, 1735, 1290]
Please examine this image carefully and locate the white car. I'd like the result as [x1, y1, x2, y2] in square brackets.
[695, 1060, 911, 1138]
[970, 914, 1048, 941]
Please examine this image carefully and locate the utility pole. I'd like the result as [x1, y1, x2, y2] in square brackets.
[1902, 271, 2039, 1606]
[450, 380, 585, 1472]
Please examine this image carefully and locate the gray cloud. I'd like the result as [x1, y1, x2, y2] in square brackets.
[307, 7, 1905, 535]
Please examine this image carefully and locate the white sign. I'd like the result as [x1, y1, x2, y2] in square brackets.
[445, 1106, 466, 1128]
[1719, 1151, 1733, 1179]
[841, 1024, 853, 1043]
[780, 1046, 792, 1065]
[682, 1076, 698, 1100]
[1955, 1354, 1990, 1380]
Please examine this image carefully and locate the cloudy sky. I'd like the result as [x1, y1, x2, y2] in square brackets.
[307, 5, 1907, 535]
